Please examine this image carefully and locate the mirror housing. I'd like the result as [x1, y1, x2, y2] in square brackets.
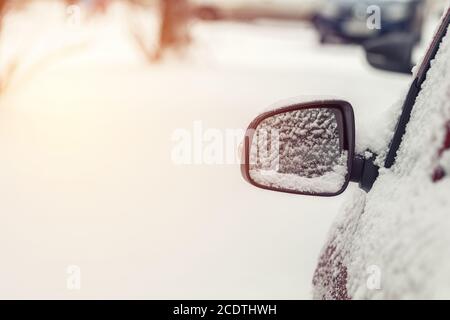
[364, 33, 416, 74]
[241, 100, 355, 197]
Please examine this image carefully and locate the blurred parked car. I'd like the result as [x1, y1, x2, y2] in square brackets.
[241, 7, 450, 299]
[314, 0, 425, 44]
[191, 0, 322, 21]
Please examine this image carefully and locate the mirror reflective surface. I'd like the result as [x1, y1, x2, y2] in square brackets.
[249, 107, 348, 194]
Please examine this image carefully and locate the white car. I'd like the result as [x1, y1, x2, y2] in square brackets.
[241, 6, 450, 299]
[191, 0, 322, 21]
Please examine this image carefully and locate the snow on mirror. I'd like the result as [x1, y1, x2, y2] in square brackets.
[249, 108, 348, 195]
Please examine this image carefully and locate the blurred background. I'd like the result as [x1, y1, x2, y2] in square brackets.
[0, 0, 447, 299]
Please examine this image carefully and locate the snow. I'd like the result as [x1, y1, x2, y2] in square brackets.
[314, 8, 450, 299]
[0, 1, 412, 299]
[249, 108, 348, 193]
[250, 160, 347, 194]
[440, 150, 450, 173]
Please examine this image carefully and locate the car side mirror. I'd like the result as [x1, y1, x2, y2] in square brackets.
[364, 33, 416, 74]
[241, 100, 355, 197]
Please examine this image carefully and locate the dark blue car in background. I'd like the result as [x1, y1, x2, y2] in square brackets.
[313, 0, 424, 44]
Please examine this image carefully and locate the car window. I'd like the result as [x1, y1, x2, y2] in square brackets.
[384, 8, 450, 168]
[415, 7, 450, 83]
[394, 22, 450, 178]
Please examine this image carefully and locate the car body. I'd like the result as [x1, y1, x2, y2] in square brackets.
[314, 0, 425, 43]
[191, 0, 322, 21]
[313, 7, 450, 299]
[241, 7, 450, 299]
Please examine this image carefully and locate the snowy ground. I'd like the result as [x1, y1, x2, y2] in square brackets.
[0, 2, 410, 299]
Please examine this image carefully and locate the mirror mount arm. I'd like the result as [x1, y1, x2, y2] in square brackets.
[350, 154, 380, 192]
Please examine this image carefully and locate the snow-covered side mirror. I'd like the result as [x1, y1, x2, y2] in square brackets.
[241, 100, 355, 197]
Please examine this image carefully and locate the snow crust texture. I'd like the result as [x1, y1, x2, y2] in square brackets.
[249, 108, 347, 193]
